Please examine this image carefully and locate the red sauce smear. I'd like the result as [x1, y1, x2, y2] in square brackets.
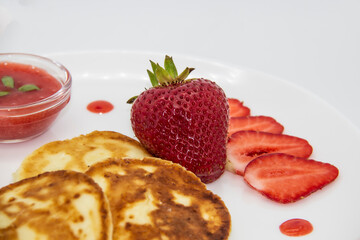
[279, 218, 313, 237]
[87, 100, 114, 114]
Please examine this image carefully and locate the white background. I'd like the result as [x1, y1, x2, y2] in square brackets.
[1, 0, 359, 130]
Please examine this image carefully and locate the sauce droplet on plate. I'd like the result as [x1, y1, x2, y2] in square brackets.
[279, 218, 313, 237]
[87, 100, 114, 114]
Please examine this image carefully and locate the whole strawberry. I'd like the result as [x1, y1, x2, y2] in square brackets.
[128, 56, 229, 183]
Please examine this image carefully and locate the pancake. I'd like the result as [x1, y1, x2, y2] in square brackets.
[0, 170, 112, 240]
[14, 131, 151, 181]
[85, 157, 231, 240]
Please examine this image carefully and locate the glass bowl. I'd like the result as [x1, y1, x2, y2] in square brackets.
[0, 53, 71, 143]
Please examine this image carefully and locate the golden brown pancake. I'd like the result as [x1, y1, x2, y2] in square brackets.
[0, 170, 112, 240]
[14, 131, 151, 181]
[86, 157, 231, 240]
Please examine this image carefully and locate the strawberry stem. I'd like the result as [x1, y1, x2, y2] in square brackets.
[146, 55, 195, 86]
[128, 55, 195, 104]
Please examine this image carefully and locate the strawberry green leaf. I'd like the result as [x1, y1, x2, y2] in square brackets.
[148, 60, 160, 86]
[18, 84, 40, 92]
[147, 70, 158, 87]
[155, 64, 172, 85]
[1, 76, 14, 88]
[127, 95, 138, 104]
[177, 67, 195, 82]
[0, 91, 9, 96]
[164, 55, 178, 79]
[150, 60, 157, 75]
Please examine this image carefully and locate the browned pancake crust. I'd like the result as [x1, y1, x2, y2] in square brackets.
[86, 157, 231, 240]
[0, 170, 112, 240]
[14, 131, 151, 181]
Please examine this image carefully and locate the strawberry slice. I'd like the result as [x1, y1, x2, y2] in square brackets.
[244, 153, 339, 203]
[228, 98, 250, 117]
[228, 116, 284, 137]
[226, 131, 313, 175]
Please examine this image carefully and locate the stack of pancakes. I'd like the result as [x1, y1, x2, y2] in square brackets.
[0, 131, 231, 240]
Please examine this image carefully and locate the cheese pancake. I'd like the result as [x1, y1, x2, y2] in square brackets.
[86, 157, 231, 240]
[0, 170, 112, 240]
[14, 131, 151, 181]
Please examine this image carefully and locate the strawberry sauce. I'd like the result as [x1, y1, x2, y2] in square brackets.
[0, 62, 61, 106]
[0, 62, 67, 142]
[279, 218, 313, 237]
[87, 100, 113, 114]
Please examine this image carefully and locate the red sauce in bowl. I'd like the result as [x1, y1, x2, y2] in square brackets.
[0, 62, 62, 106]
[0, 59, 71, 142]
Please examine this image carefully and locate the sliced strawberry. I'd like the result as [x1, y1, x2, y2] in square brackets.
[226, 131, 312, 176]
[244, 153, 339, 203]
[228, 98, 250, 117]
[228, 116, 284, 137]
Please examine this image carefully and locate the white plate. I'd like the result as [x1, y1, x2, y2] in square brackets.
[1, 51, 359, 239]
